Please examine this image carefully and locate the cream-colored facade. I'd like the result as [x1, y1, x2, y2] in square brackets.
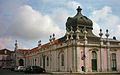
[0, 49, 14, 68]
[15, 6, 120, 72]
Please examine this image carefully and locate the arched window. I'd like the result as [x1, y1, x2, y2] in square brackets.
[19, 59, 24, 66]
[33, 59, 34, 65]
[92, 51, 97, 59]
[47, 56, 49, 66]
[111, 53, 117, 71]
[35, 59, 36, 66]
[61, 54, 64, 66]
[92, 51, 97, 71]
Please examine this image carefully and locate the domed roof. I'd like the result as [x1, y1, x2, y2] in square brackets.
[66, 6, 93, 32]
[66, 6, 96, 37]
[73, 6, 93, 26]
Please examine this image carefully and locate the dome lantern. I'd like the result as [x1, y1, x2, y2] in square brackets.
[76, 6, 82, 14]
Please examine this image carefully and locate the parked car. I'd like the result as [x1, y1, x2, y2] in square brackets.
[24, 66, 46, 73]
[10, 66, 16, 71]
[14, 66, 25, 72]
[14, 66, 18, 71]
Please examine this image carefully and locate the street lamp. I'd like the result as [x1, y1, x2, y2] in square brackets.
[14, 40, 18, 67]
[49, 35, 52, 72]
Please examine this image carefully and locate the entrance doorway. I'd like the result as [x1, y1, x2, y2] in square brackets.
[19, 59, 24, 66]
[92, 51, 97, 71]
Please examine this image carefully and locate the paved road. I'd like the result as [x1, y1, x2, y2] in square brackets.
[0, 69, 50, 75]
[0, 69, 120, 75]
[0, 69, 23, 75]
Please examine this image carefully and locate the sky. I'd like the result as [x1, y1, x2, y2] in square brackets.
[0, 0, 120, 50]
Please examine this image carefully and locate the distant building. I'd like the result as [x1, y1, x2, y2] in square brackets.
[15, 6, 120, 72]
[0, 49, 14, 68]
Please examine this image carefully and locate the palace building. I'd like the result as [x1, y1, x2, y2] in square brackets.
[15, 6, 120, 72]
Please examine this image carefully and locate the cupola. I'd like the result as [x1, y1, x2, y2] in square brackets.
[66, 6, 95, 37]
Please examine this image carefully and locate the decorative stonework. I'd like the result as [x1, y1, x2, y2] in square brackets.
[89, 48, 99, 51]
[110, 49, 117, 51]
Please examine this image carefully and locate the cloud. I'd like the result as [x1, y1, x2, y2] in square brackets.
[66, 1, 82, 9]
[49, 0, 82, 31]
[50, 8, 69, 29]
[52, 8, 69, 23]
[0, 0, 28, 49]
[0, 37, 13, 50]
[91, 6, 112, 22]
[90, 6, 120, 39]
[7, 5, 63, 40]
[92, 21, 100, 37]
[0, 37, 30, 50]
[1, 0, 80, 49]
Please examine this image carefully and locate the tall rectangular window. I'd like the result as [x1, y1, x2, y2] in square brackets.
[39, 57, 42, 66]
[61, 54, 64, 66]
[47, 56, 49, 66]
[111, 53, 117, 71]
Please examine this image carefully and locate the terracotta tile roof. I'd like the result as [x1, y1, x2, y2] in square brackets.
[31, 47, 38, 52]
[40, 39, 61, 49]
[16, 49, 30, 54]
[41, 43, 50, 48]
[52, 39, 61, 44]
[16, 39, 62, 53]
[30, 39, 62, 52]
